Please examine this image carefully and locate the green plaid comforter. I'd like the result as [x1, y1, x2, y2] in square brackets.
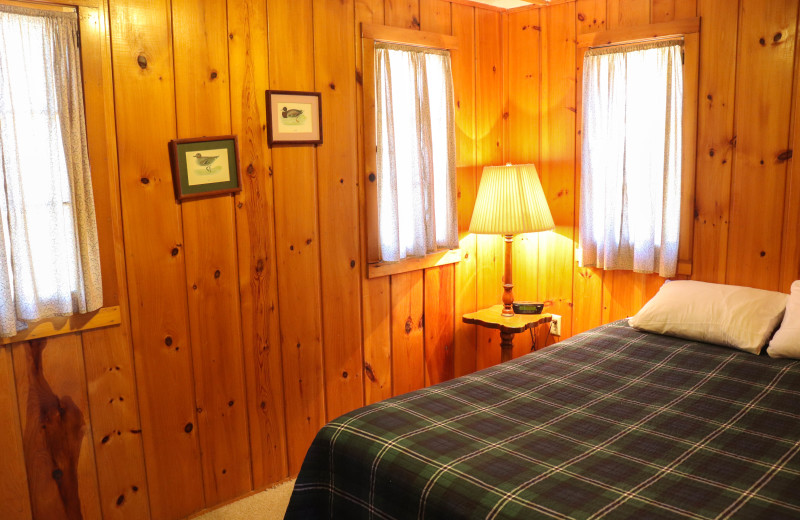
[284, 321, 800, 519]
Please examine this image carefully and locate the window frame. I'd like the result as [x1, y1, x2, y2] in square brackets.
[0, 0, 123, 343]
[577, 18, 700, 277]
[361, 23, 461, 279]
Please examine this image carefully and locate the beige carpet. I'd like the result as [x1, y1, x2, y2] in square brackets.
[193, 479, 295, 520]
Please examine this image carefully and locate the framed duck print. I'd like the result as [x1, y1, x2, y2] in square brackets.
[266, 90, 323, 145]
[169, 135, 241, 201]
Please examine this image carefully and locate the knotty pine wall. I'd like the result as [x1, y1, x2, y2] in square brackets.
[507, 0, 800, 339]
[3, 1, 800, 520]
[0, 1, 511, 519]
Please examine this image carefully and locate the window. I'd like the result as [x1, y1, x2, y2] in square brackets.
[0, 4, 102, 337]
[579, 40, 684, 278]
[362, 25, 459, 275]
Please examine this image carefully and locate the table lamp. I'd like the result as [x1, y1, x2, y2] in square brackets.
[468, 164, 555, 317]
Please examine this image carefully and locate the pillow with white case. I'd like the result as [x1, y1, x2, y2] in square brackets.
[629, 280, 787, 355]
[767, 280, 800, 359]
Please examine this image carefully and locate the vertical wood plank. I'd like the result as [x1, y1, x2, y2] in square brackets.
[475, 9, 505, 368]
[540, 1, 576, 338]
[0, 346, 31, 520]
[13, 336, 102, 520]
[675, 0, 698, 19]
[726, 0, 797, 290]
[82, 326, 150, 520]
[452, 3, 478, 377]
[573, 43, 604, 335]
[268, 0, 327, 474]
[109, 0, 205, 516]
[314, 0, 365, 420]
[781, 14, 800, 292]
[652, 0, 676, 23]
[420, 0, 451, 33]
[507, 7, 541, 357]
[357, 0, 391, 405]
[576, 0, 606, 34]
[607, 0, 650, 29]
[391, 271, 425, 395]
[692, 0, 740, 284]
[386, 0, 420, 29]
[227, 0, 289, 488]
[172, 0, 252, 504]
[424, 265, 455, 386]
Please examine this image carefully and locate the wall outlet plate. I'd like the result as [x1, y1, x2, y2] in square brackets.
[550, 314, 562, 336]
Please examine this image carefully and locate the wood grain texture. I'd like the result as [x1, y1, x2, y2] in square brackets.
[651, 0, 676, 23]
[386, 0, 420, 29]
[268, 0, 327, 475]
[314, 0, 365, 421]
[424, 265, 455, 386]
[0, 346, 31, 520]
[691, 0, 739, 284]
[227, 0, 289, 489]
[452, 3, 478, 378]
[108, 0, 205, 516]
[781, 19, 800, 292]
[726, 0, 798, 290]
[391, 271, 425, 395]
[607, 0, 651, 29]
[171, 0, 252, 504]
[576, 0, 606, 34]
[539, 1, 576, 338]
[357, 0, 390, 407]
[82, 326, 150, 520]
[13, 335, 102, 520]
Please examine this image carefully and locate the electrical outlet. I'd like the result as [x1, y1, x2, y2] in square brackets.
[550, 314, 562, 336]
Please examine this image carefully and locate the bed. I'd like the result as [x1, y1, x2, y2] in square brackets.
[284, 320, 800, 519]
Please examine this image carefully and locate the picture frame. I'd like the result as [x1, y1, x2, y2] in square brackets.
[266, 90, 323, 145]
[169, 135, 241, 201]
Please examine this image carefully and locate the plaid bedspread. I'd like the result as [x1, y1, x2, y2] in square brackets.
[284, 321, 800, 519]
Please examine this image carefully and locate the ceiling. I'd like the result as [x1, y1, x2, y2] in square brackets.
[472, 0, 535, 9]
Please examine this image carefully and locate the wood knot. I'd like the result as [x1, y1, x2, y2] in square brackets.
[117, 495, 126, 506]
[577, 13, 585, 21]
[171, 247, 179, 256]
[137, 54, 147, 69]
[290, 245, 294, 250]
[183, 424, 193, 435]
[368, 173, 376, 182]
[247, 163, 255, 176]
[140, 177, 149, 184]
[759, 37, 766, 46]
[708, 148, 715, 157]
[101, 434, 110, 444]
[52, 469, 63, 481]
[492, 66, 496, 72]
[760, 251, 766, 257]
[774, 32, 782, 43]
[229, 33, 234, 40]
[165, 336, 173, 346]
[340, 178, 344, 184]
[404, 317, 413, 334]
[342, 371, 348, 378]
[350, 260, 356, 268]
[778, 150, 793, 162]
[411, 16, 420, 29]
[329, 82, 336, 90]
[228, 400, 234, 407]
[260, 401, 266, 409]
[355, 69, 363, 85]
[364, 362, 376, 382]
[214, 270, 221, 278]
[268, 166, 273, 176]
[306, 238, 312, 245]
[255, 259, 264, 274]
[210, 70, 218, 80]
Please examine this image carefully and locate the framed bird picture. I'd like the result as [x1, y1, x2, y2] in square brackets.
[266, 90, 322, 145]
[169, 135, 242, 201]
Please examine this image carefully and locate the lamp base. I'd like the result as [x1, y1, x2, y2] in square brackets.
[501, 235, 514, 317]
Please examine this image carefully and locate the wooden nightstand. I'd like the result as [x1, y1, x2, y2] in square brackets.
[462, 305, 552, 363]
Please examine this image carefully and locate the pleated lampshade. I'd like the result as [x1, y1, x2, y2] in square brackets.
[469, 164, 555, 235]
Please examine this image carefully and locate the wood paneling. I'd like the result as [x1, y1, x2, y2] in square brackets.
[726, 0, 798, 290]
[8, 2, 800, 520]
[109, 0, 205, 517]
[314, 0, 365, 421]
[227, 0, 289, 488]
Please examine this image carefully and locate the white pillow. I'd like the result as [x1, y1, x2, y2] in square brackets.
[767, 280, 800, 359]
[628, 280, 787, 355]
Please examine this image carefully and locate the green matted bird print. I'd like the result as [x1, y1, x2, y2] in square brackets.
[266, 90, 323, 145]
[169, 135, 241, 201]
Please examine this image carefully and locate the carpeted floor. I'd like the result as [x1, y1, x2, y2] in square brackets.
[193, 479, 295, 520]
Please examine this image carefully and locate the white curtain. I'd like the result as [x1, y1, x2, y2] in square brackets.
[375, 42, 458, 262]
[580, 40, 683, 277]
[0, 5, 102, 337]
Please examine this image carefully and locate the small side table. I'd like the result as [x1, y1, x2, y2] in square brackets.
[462, 305, 552, 363]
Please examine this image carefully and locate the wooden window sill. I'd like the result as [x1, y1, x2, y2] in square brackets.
[368, 249, 461, 278]
[1, 306, 122, 345]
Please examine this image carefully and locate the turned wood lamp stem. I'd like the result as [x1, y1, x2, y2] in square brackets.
[502, 234, 515, 317]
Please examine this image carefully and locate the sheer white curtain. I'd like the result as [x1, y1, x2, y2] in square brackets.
[375, 42, 457, 262]
[580, 40, 683, 277]
[0, 5, 102, 337]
